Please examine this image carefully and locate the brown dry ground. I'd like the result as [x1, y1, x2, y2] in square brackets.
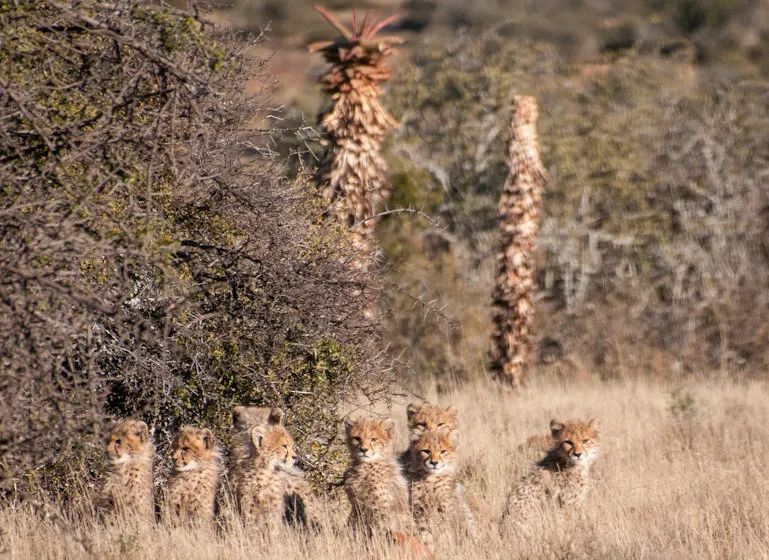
[3, 376, 768, 559]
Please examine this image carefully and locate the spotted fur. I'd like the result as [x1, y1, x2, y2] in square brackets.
[235, 423, 318, 529]
[229, 406, 319, 528]
[99, 419, 155, 523]
[504, 419, 600, 519]
[406, 402, 458, 437]
[166, 425, 221, 525]
[404, 428, 476, 543]
[343, 417, 414, 537]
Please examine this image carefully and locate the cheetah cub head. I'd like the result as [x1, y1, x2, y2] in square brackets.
[406, 403, 458, 440]
[106, 419, 150, 465]
[172, 426, 216, 472]
[251, 424, 296, 470]
[345, 417, 395, 463]
[411, 428, 459, 475]
[548, 419, 600, 466]
[233, 406, 284, 431]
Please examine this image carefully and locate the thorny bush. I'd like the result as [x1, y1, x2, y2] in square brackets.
[0, 0, 385, 498]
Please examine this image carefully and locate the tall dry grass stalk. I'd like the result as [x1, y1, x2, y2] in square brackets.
[3, 377, 768, 559]
[491, 95, 548, 389]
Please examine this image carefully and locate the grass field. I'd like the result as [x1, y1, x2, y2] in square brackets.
[3, 376, 768, 559]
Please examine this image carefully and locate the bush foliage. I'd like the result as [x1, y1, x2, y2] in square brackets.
[0, 0, 382, 496]
[382, 30, 769, 380]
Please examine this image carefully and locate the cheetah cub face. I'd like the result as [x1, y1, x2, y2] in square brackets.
[252, 424, 296, 468]
[345, 417, 395, 463]
[412, 429, 459, 475]
[406, 403, 458, 438]
[172, 426, 215, 472]
[107, 419, 150, 465]
[548, 419, 599, 466]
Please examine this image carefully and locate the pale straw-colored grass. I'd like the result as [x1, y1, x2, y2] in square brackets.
[3, 377, 769, 559]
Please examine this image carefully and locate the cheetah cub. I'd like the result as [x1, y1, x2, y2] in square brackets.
[406, 402, 458, 434]
[99, 419, 155, 522]
[404, 428, 476, 543]
[230, 406, 285, 490]
[230, 406, 319, 528]
[235, 423, 301, 528]
[343, 417, 415, 538]
[504, 419, 600, 519]
[400, 401, 460, 467]
[166, 425, 221, 525]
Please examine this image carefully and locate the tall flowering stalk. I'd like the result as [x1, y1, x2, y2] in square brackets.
[309, 6, 403, 254]
[491, 95, 549, 389]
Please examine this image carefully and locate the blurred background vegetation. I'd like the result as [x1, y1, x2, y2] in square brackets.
[224, 0, 769, 387]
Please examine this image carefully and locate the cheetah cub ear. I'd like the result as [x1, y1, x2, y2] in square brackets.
[135, 421, 149, 443]
[549, 419, 565, 438]
[588, 418, 600, 436]
[201, 427, 215, 450]
[447, 429, 460, 449]
[251, 426, 267, 449]
[268, 407, 284, 426]
[344, 417, 355, 436]
[381, 418, 396, 437]
[406, 403, 419, 421]
[445, 404, 459, 424]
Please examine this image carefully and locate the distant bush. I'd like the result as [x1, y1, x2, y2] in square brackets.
[674, 0, 735, 33]
[0, 0, 382, 497]
[382, 30, 769, 379]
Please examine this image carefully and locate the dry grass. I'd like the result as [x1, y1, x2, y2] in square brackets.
[3, 377, 769, 559]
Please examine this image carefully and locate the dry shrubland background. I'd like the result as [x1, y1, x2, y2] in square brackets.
[254, 0, 769, 385]
[2, 0, 769, 557]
